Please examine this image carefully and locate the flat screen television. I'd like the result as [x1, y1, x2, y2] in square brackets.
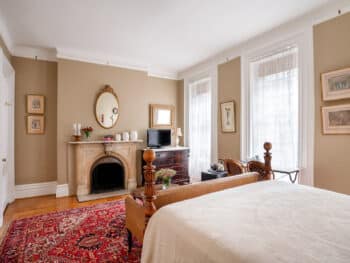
[147, 129, 171, 148]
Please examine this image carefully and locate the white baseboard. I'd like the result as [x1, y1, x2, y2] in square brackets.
[56, 184, 69, 198]
[15, 181, 57, 199]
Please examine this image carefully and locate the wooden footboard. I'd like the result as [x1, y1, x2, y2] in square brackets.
[142, 142, 272, 227]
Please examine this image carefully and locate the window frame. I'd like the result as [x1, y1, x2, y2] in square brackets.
[184, 67, 218, 163]
[241, 31, 314, 185]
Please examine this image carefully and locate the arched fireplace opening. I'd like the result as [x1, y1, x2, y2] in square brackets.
[91, 156, 125, 194]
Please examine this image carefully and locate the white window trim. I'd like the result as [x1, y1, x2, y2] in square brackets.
[184, 67, 218, 163]
[241, 29, 314, 186]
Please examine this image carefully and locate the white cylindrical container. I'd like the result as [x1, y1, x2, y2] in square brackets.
[130, 130, 138, 141]
[122, 131, 130, 141]
[115, 133, 121, 141]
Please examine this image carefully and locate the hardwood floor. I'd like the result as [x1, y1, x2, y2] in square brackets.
[0, 194, 126, 242]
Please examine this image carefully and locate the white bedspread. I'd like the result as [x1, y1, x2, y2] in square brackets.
[141, 181, 350, 263]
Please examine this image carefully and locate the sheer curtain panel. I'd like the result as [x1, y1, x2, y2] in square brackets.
[249, 47, 299, 170]
[188, 78, 211, 182]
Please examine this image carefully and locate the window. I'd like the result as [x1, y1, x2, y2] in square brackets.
[248, 47, 299, 170]
[188, 78, 212, 182]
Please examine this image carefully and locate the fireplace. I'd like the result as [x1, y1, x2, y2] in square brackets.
[70, 141, 141, 199]
[91, 156, 125, 193]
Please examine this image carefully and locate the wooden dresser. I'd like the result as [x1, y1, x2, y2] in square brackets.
[141, 147, 190, 185]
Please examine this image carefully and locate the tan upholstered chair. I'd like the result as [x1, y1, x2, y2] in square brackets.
[247, 160, 268, 180]
[224, 159, 245, 176]
[125, 172, 259, 251]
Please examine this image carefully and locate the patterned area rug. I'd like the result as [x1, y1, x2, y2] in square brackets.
[0, 200, 141, 262]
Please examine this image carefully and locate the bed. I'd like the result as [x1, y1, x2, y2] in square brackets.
[139, 143, 350, 262]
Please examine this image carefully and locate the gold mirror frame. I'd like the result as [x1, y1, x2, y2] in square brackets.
[150, 104, 175, 128]
[95, 85, 120, 129]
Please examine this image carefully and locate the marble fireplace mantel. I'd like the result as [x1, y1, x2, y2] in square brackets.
[68, 140, 143, 198]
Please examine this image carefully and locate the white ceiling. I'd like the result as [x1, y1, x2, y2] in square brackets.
[0, 0, 332, 76]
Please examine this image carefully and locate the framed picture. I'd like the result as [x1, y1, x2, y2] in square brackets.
[150, 104, 175, 128]
[321, 67, 350, 101]
[27, 95, 45, 114]
[220, 101, 235, 133]
[322, 104, 350, 134]
[27, 115, 45, 134]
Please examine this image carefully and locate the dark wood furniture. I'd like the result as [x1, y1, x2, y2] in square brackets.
[224, 159, 245, 176]
[141, 147, 190, 185]
[201, 170, 228, 181]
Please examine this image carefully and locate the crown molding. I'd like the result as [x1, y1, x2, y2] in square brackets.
[56, 48, 179, 80]
[12, 45, 57, 62]
[178, 0, 350, 79]
[148, 69, 178, 80]
[56, 48, 147, 72]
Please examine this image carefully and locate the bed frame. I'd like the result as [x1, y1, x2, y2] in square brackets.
[141, 142, 272, 227]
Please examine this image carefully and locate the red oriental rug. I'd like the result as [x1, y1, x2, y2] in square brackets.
[0, 200, 141, 262]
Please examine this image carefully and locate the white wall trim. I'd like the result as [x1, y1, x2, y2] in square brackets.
[57, 48, 179, 80]
[147, 70, 178, 80]
[56, 184, 69, 198]
[15, 181, 57, 199]
[12, 45, 57, 62]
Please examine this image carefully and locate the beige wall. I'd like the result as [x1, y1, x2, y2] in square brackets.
[217, 57, 241, 160]
[57, 59, 178, 185]
[176, 79, 184, 145]
[12, 57, 57, 184]
[313, 12, 350, 195]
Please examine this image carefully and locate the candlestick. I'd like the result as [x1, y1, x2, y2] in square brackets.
[77, 123, 81, 136]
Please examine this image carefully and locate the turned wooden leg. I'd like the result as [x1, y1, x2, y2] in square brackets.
[127, 229, 133, 252]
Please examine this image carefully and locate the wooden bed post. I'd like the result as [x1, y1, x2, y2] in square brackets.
[263, 142, 272, 180]
[143, 149, 157, 227]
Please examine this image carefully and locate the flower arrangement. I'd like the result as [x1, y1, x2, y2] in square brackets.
[81, 126, 93, 138]
[155, 168, 176, 189]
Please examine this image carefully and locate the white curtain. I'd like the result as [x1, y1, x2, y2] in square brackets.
[188, 78, 211, 182]
[250, 47, 299, 170]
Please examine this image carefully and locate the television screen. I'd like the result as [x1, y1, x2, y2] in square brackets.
[147, 129, 171, 148]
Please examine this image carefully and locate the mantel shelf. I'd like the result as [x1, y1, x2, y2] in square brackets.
[68, 140, 143, 145]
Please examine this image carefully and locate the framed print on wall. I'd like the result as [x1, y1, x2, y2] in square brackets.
[220, 101, 235, 133]
[322, 104, 350, 134]
[27, 95, 45, 114]
[27, 115, 45, 134]
[321, 67, 350, 101]
[149, 104, 175, 129]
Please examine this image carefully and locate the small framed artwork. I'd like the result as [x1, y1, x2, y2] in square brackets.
[220, 101, 235, 133]
[27, 115, 45, 134]
[150, 104, 175, 128]
[322, 104, 350, 134]
[321, 67, 350, 101]
[27, 95, 45, 114]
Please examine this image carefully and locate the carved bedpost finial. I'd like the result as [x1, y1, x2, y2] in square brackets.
[143, 149, 157, 226]
[264, 142, 272, 180]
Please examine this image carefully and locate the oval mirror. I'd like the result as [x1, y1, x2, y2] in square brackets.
[95, 85, 119, 129]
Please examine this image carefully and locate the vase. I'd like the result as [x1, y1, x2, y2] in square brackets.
[84, 131, 91, 139]
[130, 130, 138, 141]
[115, 133, 121, 141]
[122, 131, 129, 141]
[162, 177, 171, 190]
